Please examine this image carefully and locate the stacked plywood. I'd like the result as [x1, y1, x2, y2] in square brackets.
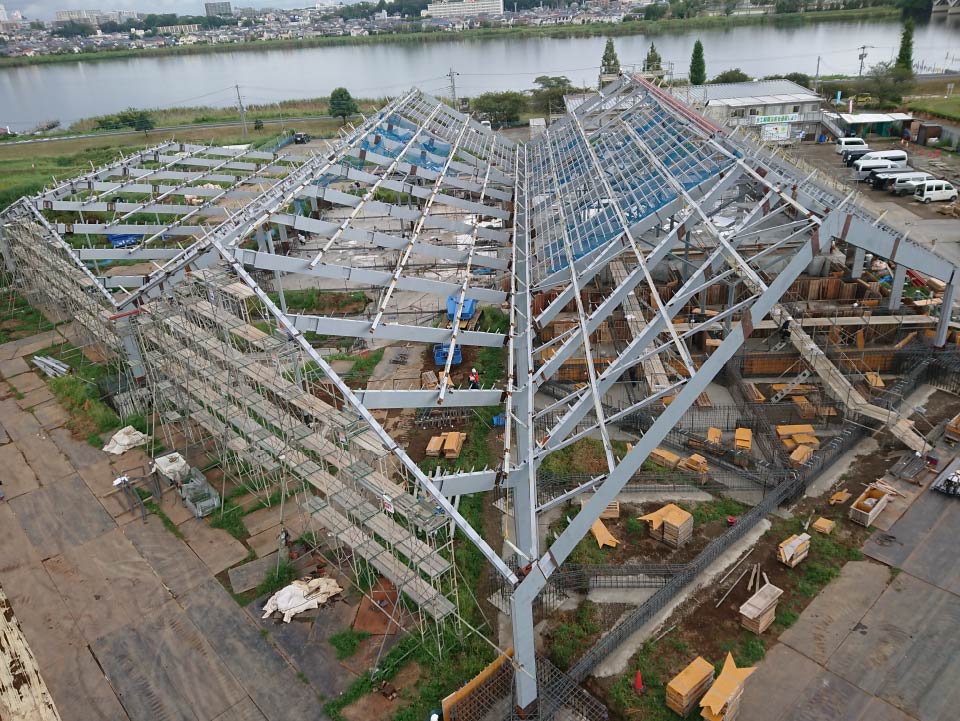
[734, 428, 752, 452]
[700, 654, 756, 721]
[651, 447, 681, 469]
[789, 445, 814, 468]
[680, 454, 709, 475]
[580, 498, 620, 519]
[442, 432, 467, 459]
[791, 395, 816, 419]
[778, 533, 810, 568]
[775, 424, 815, 438]
[640, 503, 694, 548]
[707, 427, 723, 446]
[425, 434, 446, 457]
[811, 517, 836, 534]
[666, 656, 714, 718]
[792, 433, 819, 450]
[739, 583, 783, 635]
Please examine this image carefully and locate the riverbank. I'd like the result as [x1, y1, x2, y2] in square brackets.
[0, 6, 899, 70]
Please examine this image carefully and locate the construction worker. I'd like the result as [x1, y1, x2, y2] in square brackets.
[468, 367, 480, 389]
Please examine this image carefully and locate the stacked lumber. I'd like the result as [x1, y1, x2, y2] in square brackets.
[680, 454, 709, 475]
[778, 533, 810, 568]
[791, 395, 816, 419]
[771, 383, 816, 392]
[580, 498, 620, 519]
[426, 434, 446, 457]
[666, 656, 714, 718]
[651, 447, 681, 469]
[734, 428, 752, 452]
[811, 517, 836, 534]
[775, 424, 815, 438]
[789, 445, 814, 468]
[639, 504, 694, 548]
[700, 653, 756, 721]
[696, 391, 712, 408]
[442, 432, 467, 459]
[865, 372, 885, 389]
[782, 437, 797, 452]
[739, 583, 783, 635]
[792, 433, 819, 450]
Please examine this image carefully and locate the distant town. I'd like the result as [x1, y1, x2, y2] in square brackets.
[0, 0, 896, 61]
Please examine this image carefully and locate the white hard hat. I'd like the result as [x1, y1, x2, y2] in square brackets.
[472, 368, 477, 372]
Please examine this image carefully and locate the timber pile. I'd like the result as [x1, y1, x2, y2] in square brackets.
[789, 445, 814, 467]
[666, 656, 714, 718]
[778, 533, 810, 568]
[739, 583, 783, 635]
[680, 454, 709, 475]
[580, 497, 620, 519]
[442, 432, 466, 459]
[639, 503, 694, 548]
[650, 447, 681, 469]
[425, 434, 446, 457]
[734, 428, 752, 452]
[811, 517, 836, 534]
[700, 653, 756, 721]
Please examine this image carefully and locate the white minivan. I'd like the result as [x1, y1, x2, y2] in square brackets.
[889, 172, 934, 196]
[852, 159, 896, 181]
[913, 180, 958, 204]
[836, 137, 867, 154]
[857, 149, 908, 167]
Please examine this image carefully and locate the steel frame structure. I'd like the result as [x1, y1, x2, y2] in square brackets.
[1, 74, 958, 716]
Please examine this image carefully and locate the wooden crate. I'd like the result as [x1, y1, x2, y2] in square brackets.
[442, 432, 467, 459]
[666, 656, 714, 718]
[426, 434, 447, 457]
[849, 487, 888, 527]
[778, 533, 810, 568]
[739, 583, 783, 635]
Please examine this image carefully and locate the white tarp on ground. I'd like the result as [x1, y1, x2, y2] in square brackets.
[153, 452, 190, 482]
[261, 578, 343, 623]
[102, 426, 150, 455]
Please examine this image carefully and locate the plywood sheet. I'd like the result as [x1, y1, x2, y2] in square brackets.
[49, 428, 109, 471]
[738, 644, 821, 721]
[780, 561, 889, 664]
[42, 645, 129, 721]
[9, 475, 115, 560]
[0, 442, 39, 499]
[92, 601, 245, 721]
[43, 528, 168, 644]
[123, 515, 210, 597]
[212, 699, 268, 721]
[180, 518, 250, 576]
[227, 552, 278, 594]
[15, 431, 75, 485]
[180, 580, 317, 721]
[0, 503, 42, 575]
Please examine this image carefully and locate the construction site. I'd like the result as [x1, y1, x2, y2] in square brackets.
[2, 74, 960, 721]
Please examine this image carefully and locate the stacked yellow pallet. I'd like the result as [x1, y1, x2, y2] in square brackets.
[665, 656, 714, 718]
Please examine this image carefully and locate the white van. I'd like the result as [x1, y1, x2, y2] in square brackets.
[836, 137, 867, 155]
[913, 180, 958, 204]
[866, 167, 916, 188]
[889, 172, 934, 196]
[857, 149, 908, 167]
[852, 159, 896, 181]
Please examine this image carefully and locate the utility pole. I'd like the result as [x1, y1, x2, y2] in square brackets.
[448, 68, 459, 107]
[857, 45, 873, 78]
[814, 55, 821, 95]
[236, 84, 248, 139]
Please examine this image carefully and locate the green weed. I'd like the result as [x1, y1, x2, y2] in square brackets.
[328, 629, 372, 660]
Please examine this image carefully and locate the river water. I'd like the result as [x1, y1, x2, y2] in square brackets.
[1, 17, 957, 131]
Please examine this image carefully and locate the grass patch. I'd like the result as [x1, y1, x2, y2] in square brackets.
[47, 374, 121, 444]
[209, 502, 248, 540]
[908, 96, 960, 125]
[0, 292, 56, 342]
[547, 602, 601, 671]
[266, 288, 368, 315]
[775, 609, 800, 629]
[135, 487, 187, 540]
[328, 629, 372, 660]
[256, 561, 298, 598]
[681, 497, 749, 525]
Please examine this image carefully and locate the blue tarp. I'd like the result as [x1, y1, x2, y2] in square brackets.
[446, 296, 477, 321]
[107, 234, 141, 248]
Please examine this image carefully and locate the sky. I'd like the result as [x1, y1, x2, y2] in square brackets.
[5, 0, 319, 20]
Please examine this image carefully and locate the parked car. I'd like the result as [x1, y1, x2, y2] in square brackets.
[865, 167, 916, 189]
[889, 173, 934, 196]
[293, 132, 309, 144]
[843, 148, 873, 166]
[914, 180, 958, 204]
[852, 159, 897, 182]
[835, 137, 867, 155]
[857, 149, 909, 167]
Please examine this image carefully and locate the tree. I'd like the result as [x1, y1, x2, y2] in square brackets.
[601, 38, 620, 76]
[52, 21, 94, 38]
[471, 91, 527, 125]
[643, 3, 668, 19]
[643, 42, 662, 72]
[134, 114, 155, 135]
[711, 68, 751, 84]
[254, 118, 265, 131]
[530, 76, 575, 115]
[329, 87, 359, 123]
[863, 60, 914, 106]
[895, 17, 914, 73]
[724, 0, 738, 14]
[689, 40, 706, 85]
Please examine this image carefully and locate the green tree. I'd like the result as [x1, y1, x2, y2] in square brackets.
[643, 3, 668, 19]
[689, 40, 706, 85]
[895, 17, 914, 73]
[329, 87, 359, 123]
[471, 91, 528, 125]
[253, 118, 265, 131]
[134, 114, 155, 135]
[724, 0, 738, 13]
[643, 42, 662, 72]
[863, 60, 914, 106]
[530, 76, 575, 115]
[601, 38, 620, 76]
[711, 68, 751, 84]
[52, 21, 94, 37]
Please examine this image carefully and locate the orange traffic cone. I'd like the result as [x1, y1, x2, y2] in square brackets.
[634, 670, 645, 693]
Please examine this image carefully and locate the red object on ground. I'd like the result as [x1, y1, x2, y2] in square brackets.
[727, 516, 738, 526]
[634, 671, 644, 693]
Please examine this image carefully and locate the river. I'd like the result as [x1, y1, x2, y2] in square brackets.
[1, 17, 957, 131]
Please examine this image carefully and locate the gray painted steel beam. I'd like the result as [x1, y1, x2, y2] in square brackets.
[287, 314, 505, 347]
[354, 388, 503, 409]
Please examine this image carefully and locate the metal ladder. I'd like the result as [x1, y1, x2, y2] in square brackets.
[770, 368, 812, 403]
